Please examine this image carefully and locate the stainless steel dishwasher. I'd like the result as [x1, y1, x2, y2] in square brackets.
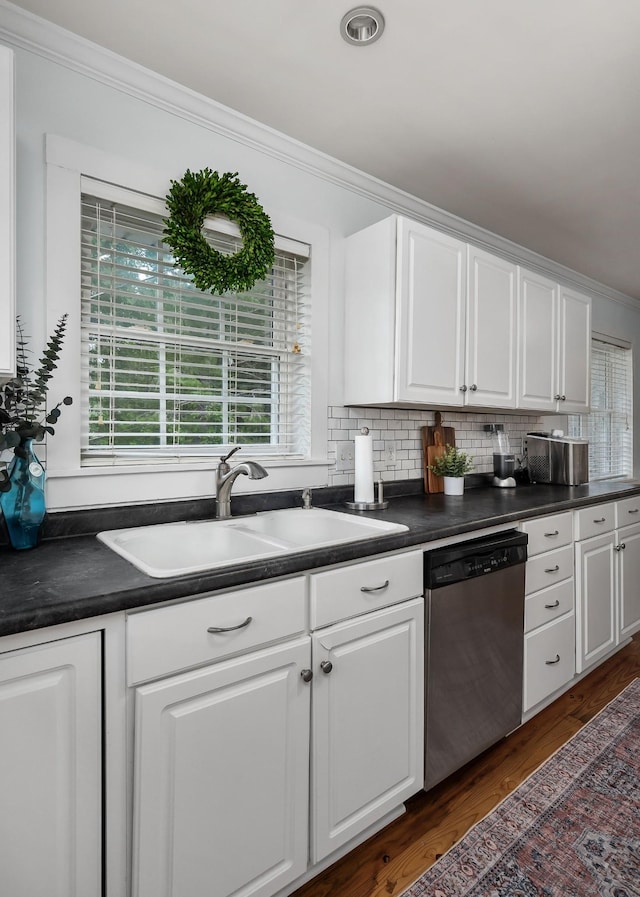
[424, 529, 528, 790]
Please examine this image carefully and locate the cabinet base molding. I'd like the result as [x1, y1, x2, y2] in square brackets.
[274, 804, 406, 897]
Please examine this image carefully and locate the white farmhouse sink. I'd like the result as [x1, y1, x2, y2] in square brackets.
[97, 507, 408, 578]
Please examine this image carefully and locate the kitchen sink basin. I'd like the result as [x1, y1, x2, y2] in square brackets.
[97, 507, 408, 578]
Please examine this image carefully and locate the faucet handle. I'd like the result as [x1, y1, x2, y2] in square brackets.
[220, 446, 242, 463]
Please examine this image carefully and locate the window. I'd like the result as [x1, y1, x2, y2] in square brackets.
[80, 180, 310, 464]
[568, 337, 633, 480]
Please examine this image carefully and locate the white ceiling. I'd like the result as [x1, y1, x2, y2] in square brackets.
[7, 0, 640, 298]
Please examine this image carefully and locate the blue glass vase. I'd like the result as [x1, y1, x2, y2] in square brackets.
[0, 439, 46, 550]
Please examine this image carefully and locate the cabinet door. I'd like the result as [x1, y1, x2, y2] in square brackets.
[558, 286, 591, 413]
[617, 523, 640, 639]
[575, 533, 616, 673]
[466, 247, 517, 408]
[0, 45, 15, 377]
[0, 632, 102, 897]
[396, 218, 466, 405]
[517, 267, 558, 411]
[311, 598, 424, 863]
[132, 637, 310, 897]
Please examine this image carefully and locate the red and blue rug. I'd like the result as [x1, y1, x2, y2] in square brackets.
[403, 678, 640, 896]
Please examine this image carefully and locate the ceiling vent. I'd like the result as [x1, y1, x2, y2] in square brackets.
[340, 7, 385, 46]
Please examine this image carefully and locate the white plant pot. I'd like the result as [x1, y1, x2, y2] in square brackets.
[443, 476, 464, 495]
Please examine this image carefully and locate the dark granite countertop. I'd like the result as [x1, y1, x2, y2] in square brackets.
[2, 478, 639, 638]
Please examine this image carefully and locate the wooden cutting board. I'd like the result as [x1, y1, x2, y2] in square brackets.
[422, 412, 456, 493]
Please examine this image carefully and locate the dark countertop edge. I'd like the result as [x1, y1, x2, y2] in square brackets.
[2, 479, 640, 638]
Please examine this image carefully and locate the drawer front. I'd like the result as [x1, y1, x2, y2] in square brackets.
[525, 545, 574, 595]
[127, 576, 306, 685]
[520, 512, 573, 557]
[525, 579, 574, 633]
[574, 503, 615, 540]
[524, 613, 575, 712]
[616, 495, 640, 529]
[310, 550, 423, 629]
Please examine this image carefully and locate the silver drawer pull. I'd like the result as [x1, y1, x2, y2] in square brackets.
[545, 654, 561, 665]
[628, 508, 640, 515]
[360, 580, 390, 593]
[545, 599, 560, 609]
[544, 530, 560, 537]
[207, 616, 252, 634]
[545, 565, 560, 573]
[593, 517, 607, 524]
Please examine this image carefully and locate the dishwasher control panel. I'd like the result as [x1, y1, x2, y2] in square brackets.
[424, 530, 528, 589]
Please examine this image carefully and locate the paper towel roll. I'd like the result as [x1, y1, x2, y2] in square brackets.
[354, 431, 374, 504]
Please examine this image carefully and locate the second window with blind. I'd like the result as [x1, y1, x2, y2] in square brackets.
[568, 336, 633, 480]
[80, 180, 311, 465]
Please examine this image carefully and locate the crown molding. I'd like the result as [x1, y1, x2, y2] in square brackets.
[0, 0, 638, 312]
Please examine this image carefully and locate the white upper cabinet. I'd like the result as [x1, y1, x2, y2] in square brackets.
[557, 285, 592, 413]
[518, 268, 591, 413]
[466, 245, 517, 408]
[344, 215, 517, 409]
[0, 45, 15, 379]
[395, 218, 466, 406]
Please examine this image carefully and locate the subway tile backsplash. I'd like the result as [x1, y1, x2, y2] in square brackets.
[327, 406, 546, 487]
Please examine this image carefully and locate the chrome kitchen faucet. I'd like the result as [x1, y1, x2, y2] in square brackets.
[215, 446, 268, 519]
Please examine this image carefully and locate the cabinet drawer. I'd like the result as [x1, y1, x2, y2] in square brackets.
[525, 579, 574, 633]
[525, 545, 573, 595]
[310, 550, 423, 629]
[616, 495, 640, 529]
[127, 577, 306, 685]
[520, 512, 573, 557]
[524, 613, 575, 712]
[574, 503, 615, 540]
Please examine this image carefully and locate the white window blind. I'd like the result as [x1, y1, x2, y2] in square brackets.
[568, 337, 633, 480]
[80, 183, 310, 463]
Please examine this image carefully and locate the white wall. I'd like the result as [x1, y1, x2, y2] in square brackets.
[3, 10, 640, 509]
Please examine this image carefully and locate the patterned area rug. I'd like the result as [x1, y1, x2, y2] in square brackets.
[403, 678, 640, 897]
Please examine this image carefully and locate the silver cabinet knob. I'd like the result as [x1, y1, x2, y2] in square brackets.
[554, 394, 561, 401]
[300, 669, 313, 683]
[459, 385, 468, 393]
[469, 384, 478, 391]
[561, 395, 566, 401]
[615, 542, 626, 551]
[320, 660, 333, 674]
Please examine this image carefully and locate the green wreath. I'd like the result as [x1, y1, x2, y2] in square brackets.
[163, 168, 275, 294]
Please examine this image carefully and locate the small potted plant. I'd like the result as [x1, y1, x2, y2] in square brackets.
[429, 444, 474, 495]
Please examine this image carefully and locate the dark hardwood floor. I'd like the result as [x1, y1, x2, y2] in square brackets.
[291, 635, 640, 897]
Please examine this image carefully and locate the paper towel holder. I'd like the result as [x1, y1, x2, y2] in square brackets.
[346, 477, 389, 511]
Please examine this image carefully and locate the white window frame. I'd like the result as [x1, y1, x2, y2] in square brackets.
[44, 135, 330, 511]
[568, 332, 633, 481]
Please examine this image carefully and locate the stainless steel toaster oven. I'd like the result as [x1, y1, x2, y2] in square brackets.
[524, 433, 589, 486]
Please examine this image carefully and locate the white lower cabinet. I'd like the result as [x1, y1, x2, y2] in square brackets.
[132, 636, 311, 897]
[575, 531, 616, 672]
[129, 553, 424, 897]
[574, 503, 640, 674]
[0, 631, 102, 897]
[310, 597, 424, 863]
[521, 512, 575, 714]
